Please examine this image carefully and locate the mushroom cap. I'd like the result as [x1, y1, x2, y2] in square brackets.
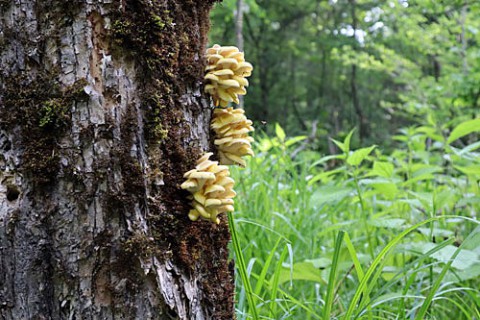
[227, 87, 247, 95]
[193, 202, 212, 219]
[205, 184, 226, 194]
[223, 152, 247, 167]
[212, 69, 234, 76]
[180, 180, 198, 191]
[187, 171, 215, 180]
[193, 192, 207, 205]
[188, 209, 200, 221]
[206, 44, 222, 55]
[226, 51, 244, 61]
[217, 79, 240, 88]
[205, 198, 222, 207]
[197, 152, 214, 164]
[183, 169, 197, 178]
[217, 89, 233, 103]
[232, 76, 249, 87]
[216, 58, 239, 68]
[217, 46, 239, 56]
[207, 54, 224, 64]
[204, 73, 219, 82]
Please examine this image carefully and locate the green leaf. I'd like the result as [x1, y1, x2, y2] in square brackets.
[409, 191, 433, 209]
[360, 178, 399, 198]
[457, 141, 480, 155]
[454, 165, 480, 176]
[411, 242, 480, 270]
[331, 129, 355, 154]
[462, 226, 480, 253]
[275, 123, 286, 142]
[277, 262, 326, 285]
[308, 168, 344, 185]
[417, 227, 454, 238]
[330, 138, 345, 153]
[310, 154, 346, 168]
[311, 186, 353, 205]
[347, 145, 377, 166]
[434, 188, 456, 210]
[447, 118, 480, 143]
[371, 161, 394, 178]
[305, 257, 332, 269]
[372, 182, 398, 199]
[444, 264, 480, 282]
[369, 218, 406, 229]
[411, 164, 443, 178]
[285, 135, 307, 147]
[344, 129, 355, 152]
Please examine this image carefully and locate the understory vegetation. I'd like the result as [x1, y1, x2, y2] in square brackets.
[229, 120, 480, 319]
[209, 0, 480, 318]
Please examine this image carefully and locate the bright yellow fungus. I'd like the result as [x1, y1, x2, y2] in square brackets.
[204, 44, 253, 107]
[180, 152, 236, 224]
[211, 107, 255, 167]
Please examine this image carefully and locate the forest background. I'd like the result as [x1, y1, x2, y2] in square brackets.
[209, 0, 480, 319]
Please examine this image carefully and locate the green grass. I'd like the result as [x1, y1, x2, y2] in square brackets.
[228, 121, 480, 319]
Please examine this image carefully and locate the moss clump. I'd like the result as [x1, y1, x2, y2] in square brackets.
[123, 234, 160, 259]
[39, 99, 68, 128]
[151, 14, 166, 29]
[153, 123, 169, 142]
[0, 73, 88, 186]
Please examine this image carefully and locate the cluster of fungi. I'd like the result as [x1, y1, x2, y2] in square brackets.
[181, 45, 255, 223]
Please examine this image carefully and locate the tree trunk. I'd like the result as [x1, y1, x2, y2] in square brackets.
[235, 0, 244, 108]
[0, 1, 234, 319]
[348, 0, 368, 142]
[235, 0, 244, 52]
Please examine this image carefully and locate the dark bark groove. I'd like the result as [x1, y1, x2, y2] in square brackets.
[0, 1, 233, 319]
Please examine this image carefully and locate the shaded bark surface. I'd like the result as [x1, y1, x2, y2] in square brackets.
[0, 1, 234, 319]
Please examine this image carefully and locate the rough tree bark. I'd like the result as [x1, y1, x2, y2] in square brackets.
[0, 1, 234, 319]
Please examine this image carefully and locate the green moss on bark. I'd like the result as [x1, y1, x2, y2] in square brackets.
[108, 1, 235, 317]
[0, 73, 88, 186]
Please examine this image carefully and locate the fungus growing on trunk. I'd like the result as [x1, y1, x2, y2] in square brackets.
[204, 44, 253, 107]
[181, 152, 236, 223]
[211, 107, 255, 167]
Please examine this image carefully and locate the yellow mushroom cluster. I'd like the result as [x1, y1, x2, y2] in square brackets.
[211, 107, 255, 167]
[180, 152, 236, 224]
[204, 44, 253, 107]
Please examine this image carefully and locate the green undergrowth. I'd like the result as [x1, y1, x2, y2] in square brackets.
[228, 118, 480, 319]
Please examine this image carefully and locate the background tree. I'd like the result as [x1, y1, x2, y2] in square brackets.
[211, 0, 480, 146]
[0, 1, 234, 319]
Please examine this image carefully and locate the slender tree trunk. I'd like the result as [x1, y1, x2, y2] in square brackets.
[0, 1, 234, 319]
[235, 0, 244, 52]
[348, 0, 368, 142]
[235, 0, 244, 108]
[290, 53, 307, 131]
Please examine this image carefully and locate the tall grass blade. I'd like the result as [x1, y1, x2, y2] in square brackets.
[269, 244, 289, 317]
[323, 231, 345, 320]
[228, 212, 259, 320]
[254, 238, 282, 297]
